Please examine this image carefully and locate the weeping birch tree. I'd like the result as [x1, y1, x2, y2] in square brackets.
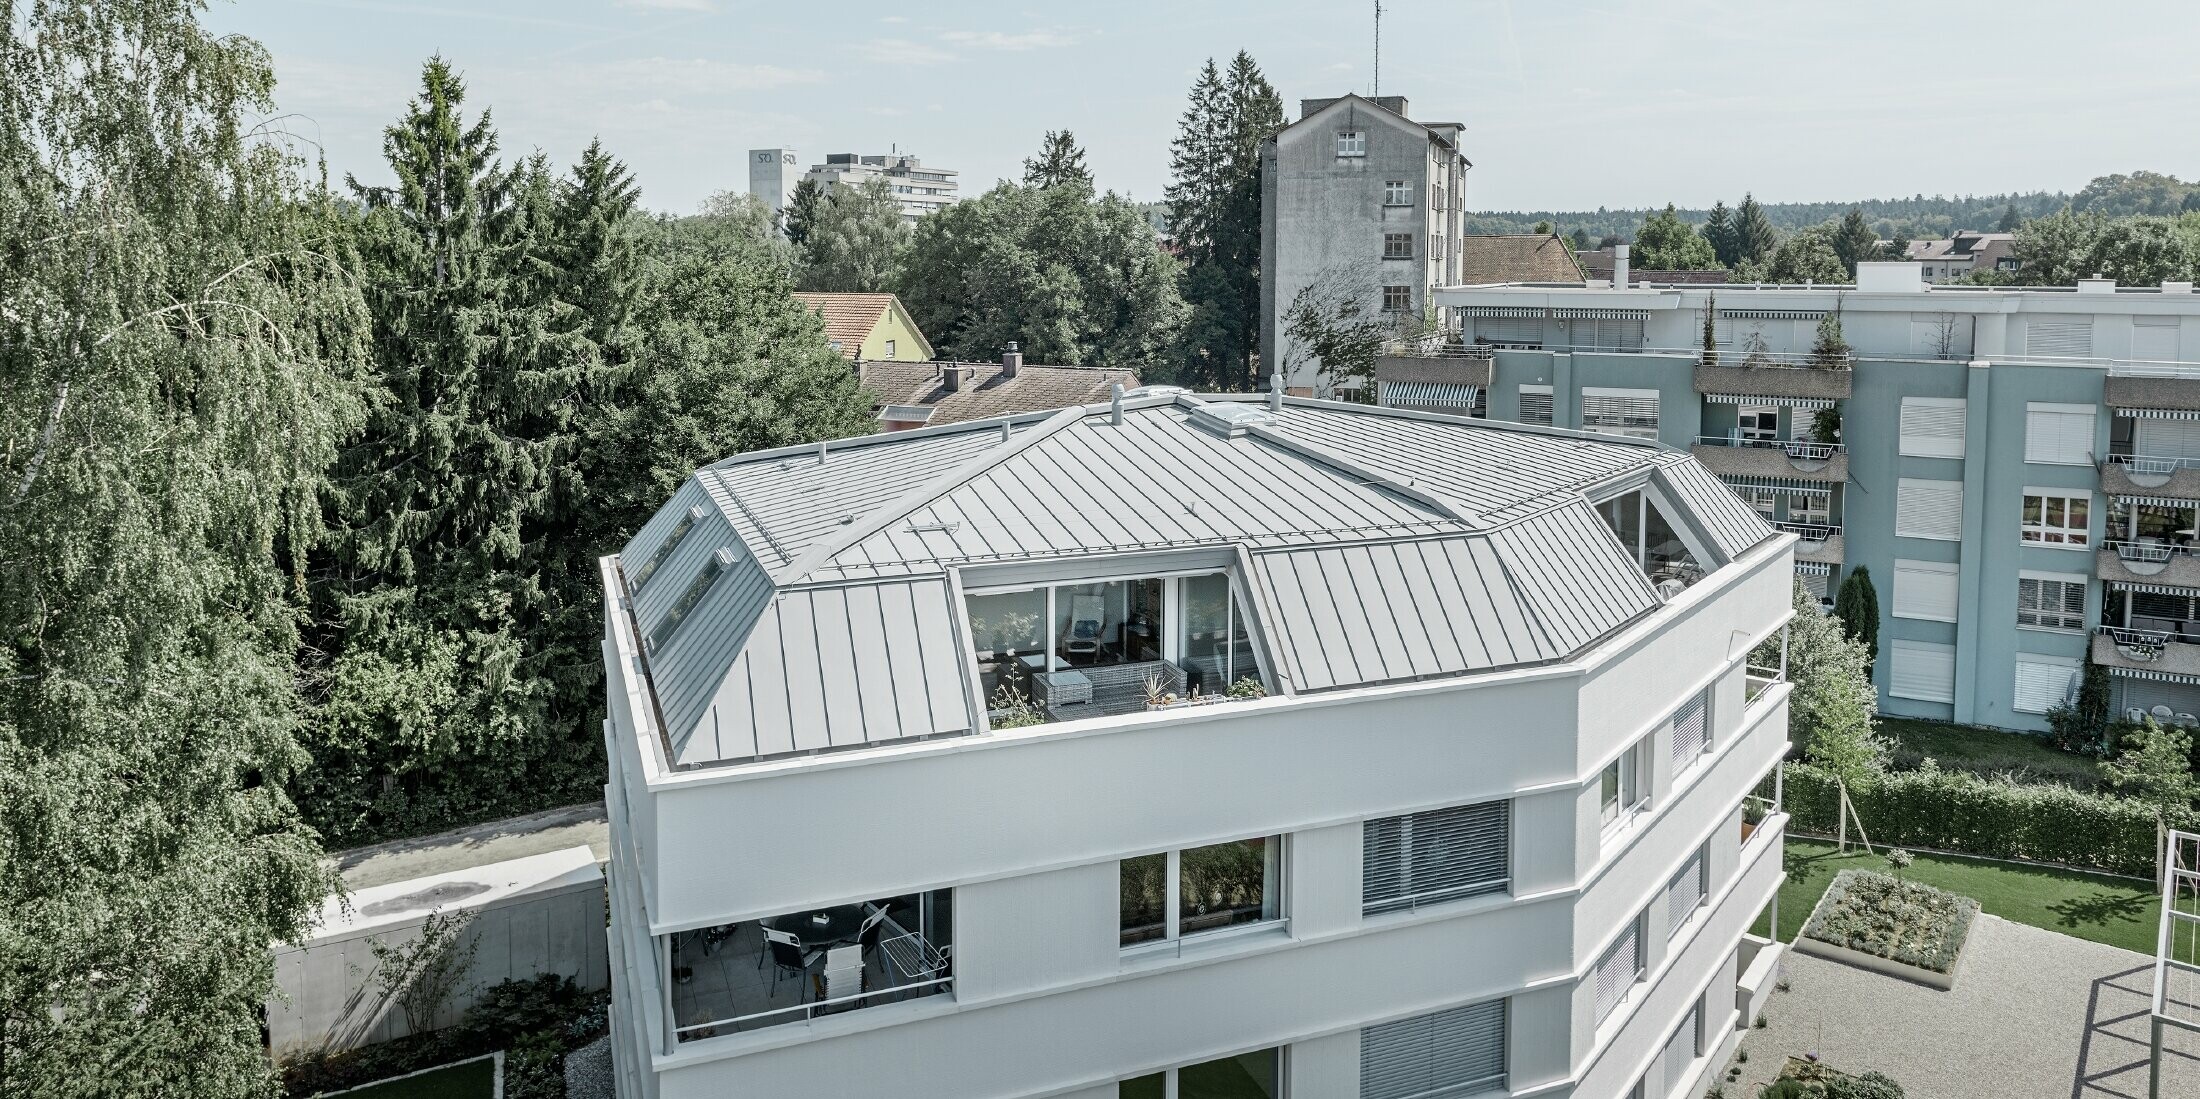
[0, 1, 365, 1094]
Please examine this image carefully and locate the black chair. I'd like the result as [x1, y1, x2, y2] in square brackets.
[765, 932, 819, 996]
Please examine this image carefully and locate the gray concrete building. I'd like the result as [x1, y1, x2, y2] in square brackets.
[1260, 94, 1470, 396]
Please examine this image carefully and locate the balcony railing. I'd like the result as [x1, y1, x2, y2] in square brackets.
[2107, 360, 2200, 380]
[1380, 336, 1495, 360]
[1772, 521, 1840, 545]
[1695, 435, 1845, 461]
[2099, 625, 2175, 659]
[1744, 664, 1786, 705]
[1695, 347, 1854, 370]
[2109, 453, 2200, 477]
[2107, 539, 2197, 565]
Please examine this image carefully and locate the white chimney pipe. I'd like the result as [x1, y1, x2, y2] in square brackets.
[1612, 244, 1630, 289]
[1109, 383, 1125, 425]
[1268, 370, 1285, 410]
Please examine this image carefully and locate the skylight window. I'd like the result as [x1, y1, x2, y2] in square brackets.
[631, 505, 705, 590]
[650, 547, 732, 651]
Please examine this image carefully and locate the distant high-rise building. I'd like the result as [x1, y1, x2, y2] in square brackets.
[747, 147, 801, 223]
[803, 151, 959, 222]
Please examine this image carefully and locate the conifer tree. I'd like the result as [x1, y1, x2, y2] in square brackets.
[1734, 193, 1779, 267]
[1703, 200, 1738, 267]
[1833, 566, 1879, 664]
[1167, 51, 1283, 391]
[782, 177, 822, 245]
[1832, 207, 1879, 276]
[1, 3, 365, 1093]
[1023, 129, 1092, 188]
[1997, 202, 2022, 233]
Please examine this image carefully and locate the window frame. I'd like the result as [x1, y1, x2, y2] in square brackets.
[2021, 488, 2092, 548]
[2016, 572, 2087, 632]
[1599, 738, 1649, 832]
[1119, 835, 1285, 953]
[1336, 130, 1367, 157]
[1382, 232, 1415, 260]
[1382, 179, 1411, 206]
[1593, 910, 1647, 1023]
[1381, 285, 1413, 313]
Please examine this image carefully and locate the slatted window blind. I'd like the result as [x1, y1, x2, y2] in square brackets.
[1360, 998, 1509, 1099]
[1895, 478, 1964, 541]
[1667, 846, 1707, 936]
[1669, 689, 1710, 772]
[2014, 658, 2079, 714]
[2025, 403, 2097, 465]
[1582, 388, 1659, 440]
[1476, 317, 1543, 346]
[2134, 316, 2183, 364]
[1898, 397, 1967, 458]
[2027, 317, 2093, 357]
[1518, 385, 1554, 425]
[1363, 800, 1511, 915]
[1662, 1005, 1703, 1095]
[1890, 639, 1957, 703]
[2136, 417, 2200, 460]
[2016, 575, 2086, 631]
[1594, 915, 1644, 1022]
[1892, 560, 1959, 622]
[1800, 567, 1830, 601]
[1568, 317, 1645, 351]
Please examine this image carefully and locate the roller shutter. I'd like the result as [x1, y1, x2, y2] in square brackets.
[1363, 800, 1511, 915]
[2027, 317, 2094, 357]
[1360, 999, 1509, 1099]
[1893, 560, 1960, 622]
[1895, 478, 1964, 541]
[1890, 639, 1957, 703]
[1898, 397, 1967, 458]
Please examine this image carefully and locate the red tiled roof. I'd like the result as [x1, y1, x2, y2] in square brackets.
[791, 292, 899, 359]
[1459, 235, 1586, 284]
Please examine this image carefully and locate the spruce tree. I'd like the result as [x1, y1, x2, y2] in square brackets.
[1734, 193, 1779, 267]
[1833, 207, 1879, 276]
[1833, 566, 1879, 665]
[1997, 202, 2022, 233]
[1023, 129, 1092, 188]
[1, 3, 365, 1093]
[1167, 52, 1282, 391]
[782, 177, 822, 245]
[1703, 200, 1738, 267]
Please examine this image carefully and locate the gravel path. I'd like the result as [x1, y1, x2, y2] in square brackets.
[563, 1035, 614, 1099]
[1721, 915, 2200, 1098]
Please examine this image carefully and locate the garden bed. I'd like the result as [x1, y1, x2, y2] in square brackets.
[1794, 870, 1978, 989]
[1760, 1056, 1905, 1097]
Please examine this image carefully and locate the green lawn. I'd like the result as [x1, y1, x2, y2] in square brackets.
[1752, 836, 2161, 956]
[328, 1056, 495, 1099]
[1877, 716, 2101, 789]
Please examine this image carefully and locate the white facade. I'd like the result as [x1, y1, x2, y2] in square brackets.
[746, 147, 801, 222]
[601, 395, 1793, 1099]
[806, 151, 959, 221]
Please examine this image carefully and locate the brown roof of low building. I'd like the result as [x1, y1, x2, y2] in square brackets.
[1459, 234, 1586, 284]
[791, 292, 901, 359]
[860, 360, 1141, 429]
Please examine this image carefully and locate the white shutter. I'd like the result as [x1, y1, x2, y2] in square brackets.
[1890, 639, 1957, 703]
[1899, 397, 1967, 458]
[1669, 690, 1709, 771]
[1363, 800, 1511, 915]
[1582, 387, 1659, 440]
[1895, 478, 1964, 541]
[1594, 917, 1643, 1021]
[1662, 1005, 1703, 1096]
[2025, 403, 2097, 465]
[1892, 560, 1960, 622]
[1666, 847, 1706, 936]
[1360, 999, 1509, 1099]
[2133, 317, 2182, 364]
[2027, 316, 2094, 357]
[2013, 657, 2079, 714]
[1518, 385, 1554, 426]
[2136, 417, 2200, 460]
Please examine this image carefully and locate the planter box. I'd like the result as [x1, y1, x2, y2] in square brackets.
[1794, 870, 1978, 990]
[1791, 929, 1963, 990]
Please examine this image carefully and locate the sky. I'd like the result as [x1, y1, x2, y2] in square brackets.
[208, 0, 2200, 216]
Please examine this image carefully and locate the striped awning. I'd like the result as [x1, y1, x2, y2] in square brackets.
[1723, 309, 1826, 320]
[1702, 393, 1838, 412]
[1794, 561, 1833, 577]
[1720, 476, 1833, 497]
[2115, 494, 2200, 508]
[1464, 306, 1548, 317]
[2114, 407, 2200, 421]
[1552, 308, 1650, 319]
[2110, 580, 2200, 596]
[1378, 380, 1481, 410]
[2103, 665, 2200, 686]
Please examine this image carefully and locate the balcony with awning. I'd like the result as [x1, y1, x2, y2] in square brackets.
[1689, 435, 1847, 483]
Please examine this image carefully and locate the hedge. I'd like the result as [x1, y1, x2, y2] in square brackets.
[1783, 761, 2200, 878]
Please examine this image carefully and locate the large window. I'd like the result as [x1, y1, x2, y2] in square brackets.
[1518, 385, 1554, 426]
[1382, 285, 1413, 312]
[1667, 845, 1708, 937]
[1737, 405, 1779, 442]
[1601, 738, 1648, 829]
[2017, 574, 2086, 632]
[1361, 999, 1508, 1099]
[666, 889, 953, 1041]
[2021, 490, 2091, 547]
[1597, 487, 1709, 594]
[1363, 800, 1511, 914]
[1895, 478, 1963, 541]
[1668, 689, 1710, 773]
[1899, 397, 1966, 458]
[1383, 232, 1415, 259]
[2025, 403, 2097, 465]
[1122, 1049, 1281, 1099]
[1121, 837, 1282, 948]
[1178, 573, 1257, 694]
[966, 572, 1259, 721]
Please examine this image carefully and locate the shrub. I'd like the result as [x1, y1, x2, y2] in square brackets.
[1782, 761, 2199, 876]
[280, 976, 608, 1099]
[1801, 870, 1977, 973]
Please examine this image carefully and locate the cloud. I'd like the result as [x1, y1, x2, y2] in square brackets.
[615, 0, 716, 9]
[880, 14, 909, 23]
[938, 29, 1074, 50]
[850, 38, 958, 66]
[560, 56, 826, 94]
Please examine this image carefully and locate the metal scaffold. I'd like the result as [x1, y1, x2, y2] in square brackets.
[2152, 829, 2200, 1098]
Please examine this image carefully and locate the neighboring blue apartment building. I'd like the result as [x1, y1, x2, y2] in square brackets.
[1377, 260, 2200, 733]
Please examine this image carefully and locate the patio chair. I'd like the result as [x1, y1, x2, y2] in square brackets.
[1063, 595, 1106, 661]
[858, 906, 889, 959]
[763, 928, 819, 996]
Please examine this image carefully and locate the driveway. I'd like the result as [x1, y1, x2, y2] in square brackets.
[1725, 914, 2200, 1099]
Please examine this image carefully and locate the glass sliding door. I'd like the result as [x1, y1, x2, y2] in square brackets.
[966, 588, 1046, 703]
[1178, 573, 1258, 695]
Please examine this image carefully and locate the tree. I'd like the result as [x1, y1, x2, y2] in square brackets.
[1997, 203, 2022, 233]
[2072, 170, 2194, 217]
[781, 177, 822, 246]
[798, 176, 911, 292]
[1700, 291, 1719, 364]
[1765, 225, 1847, 284]
[1755, 583, 1886, 789]
[2101, 718, 2200, 862]
[1733, 193, 1779, 267]
[1632, 203, 1719, 269]
[1279, 262, 1392, 394]
[1569, 227, 1591, 251]
[2012, 209, 2109, 287]
[1811, 303, 1851, 365]
[1165, 51, 1283, 391]
[1833, 566, 1879, 665]
[1832, 207, 1879, 276]
[303, 59, 597, 843]
[1532, 219, 1554, 235]
[2079, 217, 2195, 287]
[2047, 662, 2114, 756]
[898, 181, 1186, 368]
[1, 3, 364, 1094]
[1023, 129, 1092, 188]
[1703, 200, 1739, 267]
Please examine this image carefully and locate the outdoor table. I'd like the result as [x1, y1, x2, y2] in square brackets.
[765, 904, 868, 949]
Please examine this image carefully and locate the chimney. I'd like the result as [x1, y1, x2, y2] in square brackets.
[2077, 273, 2116, 295]
[1612, 244, 1630, 290]
[1001, 342, 1022, 378]
[941, 364, 962, 393]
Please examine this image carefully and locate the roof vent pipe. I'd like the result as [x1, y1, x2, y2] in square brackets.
[1001, 341, 1022, 378]
[1268, 370, 1284, 410]
[1612, 243, 1629, 289]
[1110, 383, 1125, 425]
[817, 439, 827, 465]
[941, 365, 961, 392]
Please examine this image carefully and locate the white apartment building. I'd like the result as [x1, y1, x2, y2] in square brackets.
[600, 389, 1796, 1099]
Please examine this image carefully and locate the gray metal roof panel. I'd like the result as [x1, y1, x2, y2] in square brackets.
[1654, 455, 1777, 559]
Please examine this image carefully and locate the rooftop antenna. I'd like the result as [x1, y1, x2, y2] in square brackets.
[1372, 1, 1382, 98]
